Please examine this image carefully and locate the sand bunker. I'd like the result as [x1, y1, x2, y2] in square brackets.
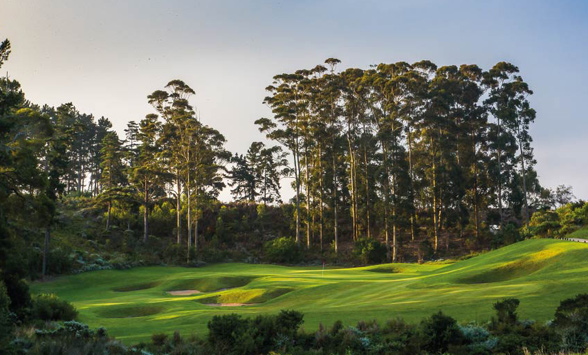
[204, 303, 256, 307]
[167, 290, 201, 296]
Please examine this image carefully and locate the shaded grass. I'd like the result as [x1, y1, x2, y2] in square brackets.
[457, 248, 564, 284]
[31, 238, 588, 344]
[96, 305, 164, 318]
[113, 281, 161, 292]
[364, 265, 400, 273]
[197, 287, 294, 304]
[166, 276, 255, 292]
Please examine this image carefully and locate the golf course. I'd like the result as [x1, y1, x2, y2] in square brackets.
[32, 237, 588, 344]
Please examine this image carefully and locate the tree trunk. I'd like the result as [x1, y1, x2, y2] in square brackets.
[106, 200, 111, 230]
[176, 174, 182, 244]
[42, 227, 50, 278]
[519, 137, 530, 228]
[187, 171, 192, 263]
[305, 149, 311, 248]
[382, 143, 391, 262]
[497, 118, 504, 230]
[432, 137, 439, 252]
[363, 147, 371, 239]
[318, 144, 324, 251]
[407, 126, 416, 241]
[332, 152, 338, 253]
[293, 147, 301, 245]
[143, 178, 149, 242]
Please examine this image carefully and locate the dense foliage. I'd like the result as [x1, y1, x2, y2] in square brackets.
[4, 296, 588, 354]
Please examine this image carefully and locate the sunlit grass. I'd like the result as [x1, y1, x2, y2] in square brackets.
[31, 238, 588, 344]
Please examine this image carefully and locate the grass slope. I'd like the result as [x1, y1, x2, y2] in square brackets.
[32, 239, 588, 344]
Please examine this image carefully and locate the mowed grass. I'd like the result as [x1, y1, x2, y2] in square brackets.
[31, 239, 588, 344]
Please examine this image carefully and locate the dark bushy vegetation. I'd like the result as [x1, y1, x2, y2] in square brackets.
[263, 237, 301, 264]
[5, 291, 588, 354]
[32, 293, 78, 321]
[523, 201, 588, 239]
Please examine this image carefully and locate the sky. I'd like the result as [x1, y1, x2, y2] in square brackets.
[0, 0, 587, 201]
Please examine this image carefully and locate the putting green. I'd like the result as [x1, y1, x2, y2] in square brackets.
[31, 239, 588, 344]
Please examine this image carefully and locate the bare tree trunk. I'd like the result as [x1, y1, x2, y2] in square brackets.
[382, 143, 391, 262]
[176, 174, 182, 244]
[497, 118, 504, 230]
[106, 200, 111, 230]
[194, 186, 199, 252]
[42, 227, 50, 278]
[364, 147, 371, 239]
[293, 147, 301, 245]
[187, 169, 192, 263]
[472, 131, 480, 241]
[332, 152, 338, 253]
[519, 137, 530, 228]
[305, 149, 311, 248]
[432, 137, 439, 252]
[407, 126, 416, 241]
[143, 178, 149, 242]
[318, 144, 324, 251]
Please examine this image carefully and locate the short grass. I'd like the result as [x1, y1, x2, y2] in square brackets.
[31, 239, 588, 344]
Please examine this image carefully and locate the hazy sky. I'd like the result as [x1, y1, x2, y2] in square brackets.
[1, 0, 587, 201]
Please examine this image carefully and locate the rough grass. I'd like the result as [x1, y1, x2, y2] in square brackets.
[32, 238, 588, 345]
[166, 276, 255, 292]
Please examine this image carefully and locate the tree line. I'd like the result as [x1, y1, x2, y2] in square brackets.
[1, 37, 545, 277]
[256, 58, 540, 261]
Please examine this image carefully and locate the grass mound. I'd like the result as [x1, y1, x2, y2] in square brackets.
[112, 281, 160, 292]
[96, 305, 164, 318]
[167, 276, 255, 292]
[365, 265, 400, 273]
[198, 287, 294, 305]
[457, 248, 563, 284]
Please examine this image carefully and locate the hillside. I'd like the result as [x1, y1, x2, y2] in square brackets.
[32, 238, 588, 344]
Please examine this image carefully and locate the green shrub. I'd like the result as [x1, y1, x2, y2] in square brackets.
[0, 281, 13, 344]
[207, 314, 249, 354]
[264, 237, 300, 264]
[151, 332, 168, 346]
[353, 238, 387, 265]
[419, 311, 465, 353]
[552, 293, 588, 352]
[491, 298, 520, 330]
[32, 293, 77, 321]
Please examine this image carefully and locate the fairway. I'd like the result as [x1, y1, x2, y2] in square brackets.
[32, 239, 588, 344]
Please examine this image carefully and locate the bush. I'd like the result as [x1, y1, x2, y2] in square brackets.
[491, 223, 521, 248]
[207, 314, 249, 354]
[0, 281, 13, 344]
[552, 293, 588, 352]
[207, 310, 304, 355]
[264, 237, 301, 264]
[32, 293, 77, 321]
[151, 332, 168, 346]
[491, 298, 520, 330]
[353, 238, 387, 265]
[419, 311, 465, 353]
